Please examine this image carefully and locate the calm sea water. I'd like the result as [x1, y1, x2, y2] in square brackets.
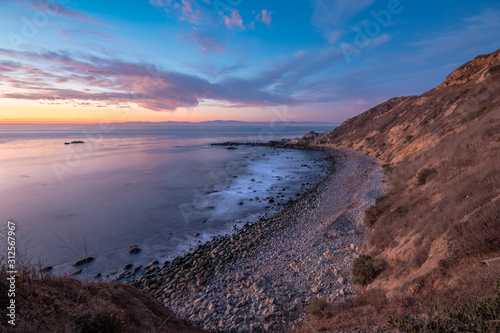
[0, 123, 334, 278]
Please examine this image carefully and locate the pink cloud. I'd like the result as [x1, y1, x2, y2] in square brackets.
[0, 48, 297, 111]
[256, 9, 274, 26]
[28, 0, 102, 26]
[150, 0, 202, 24]
[180, 0, 202, 24]
[311, 0, 375, 43]
[190, 31, 225, 52]
[223, 9, 245, 30]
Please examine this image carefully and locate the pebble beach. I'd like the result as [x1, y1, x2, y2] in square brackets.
[129, 145, 385, 332]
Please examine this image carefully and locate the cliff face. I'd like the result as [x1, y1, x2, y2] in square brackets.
[304, 49, 500, 313]
[317, 49, 500, 165]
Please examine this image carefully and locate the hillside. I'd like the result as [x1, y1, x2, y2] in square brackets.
[299, 49, 500, 330]
[0, 266, 205, 332]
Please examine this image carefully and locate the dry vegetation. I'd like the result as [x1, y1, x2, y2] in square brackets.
[0, 261, 204, 333]
[2, 50, 499, 333]
[300, 49, 500, 331]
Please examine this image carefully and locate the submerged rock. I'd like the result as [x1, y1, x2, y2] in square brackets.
[128, 246, 142, 254]
[71, 269, 82, 276]
[73, 257, 95, 267]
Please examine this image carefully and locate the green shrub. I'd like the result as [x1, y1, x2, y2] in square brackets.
[390, 279, 500, 332]
[417, 168, 437, 185]
[460, 105, 488, 124]
[364, 206, 381, 228]
[375, 152, 381, 158]
[389, 206, 408, 218]
[306, 297, 332, 319]
[352, 255, 386, 286]
[364, 196, 390, 227]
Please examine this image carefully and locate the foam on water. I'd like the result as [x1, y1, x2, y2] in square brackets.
[0, 124, 332, 279]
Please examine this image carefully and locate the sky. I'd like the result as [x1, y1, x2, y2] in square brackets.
[0, 0, 499, 124]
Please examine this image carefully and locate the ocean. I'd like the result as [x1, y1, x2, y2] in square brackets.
[0, 123, 334, 278]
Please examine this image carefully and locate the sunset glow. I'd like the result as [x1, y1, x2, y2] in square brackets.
[1, 0, 499, 124]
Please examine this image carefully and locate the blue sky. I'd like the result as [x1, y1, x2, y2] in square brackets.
[0, 0, 499, 123]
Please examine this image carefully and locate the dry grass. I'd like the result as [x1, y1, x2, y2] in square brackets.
[0, 261, 204, 332]
[300, 49, 500, 331]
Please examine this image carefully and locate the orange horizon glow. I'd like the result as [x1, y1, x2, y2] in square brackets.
[0, 99, 267, 124]
[0, 98, 343, 125]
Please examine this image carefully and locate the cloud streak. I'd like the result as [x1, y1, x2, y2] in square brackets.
[20, 0, 102, 26]
[0, 48, 303, 111]
[311, 0, 376, 44]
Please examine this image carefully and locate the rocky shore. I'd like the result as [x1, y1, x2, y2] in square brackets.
[129, 145, 384, 332]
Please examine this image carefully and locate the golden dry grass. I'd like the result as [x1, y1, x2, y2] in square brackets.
[300, 49, 500, 331]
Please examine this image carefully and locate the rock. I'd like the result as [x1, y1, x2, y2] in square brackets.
[197, 276, 209, 287]
[73, 257, 95, 267]
[338, 277, 345, 285]
[71, 269, 82, 276]
[123, 263, 133, 270]
[236, 273, 245, 282]
[128, 246, 142, 254]
[40, 266, 53, 272]
[94, 273, 102, 278]
[194, 233, 200, 237]
[311, 285, 320, 293]
[195, 258, 208, 269]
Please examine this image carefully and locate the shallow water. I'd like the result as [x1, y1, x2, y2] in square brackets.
[0, 123, 333, 278]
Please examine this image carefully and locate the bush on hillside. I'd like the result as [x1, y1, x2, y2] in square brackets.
[364, 196, 390, 228]
[352, 255, 386, 287]
[416, 168, 437, 185]
[306, 297, 333, 319]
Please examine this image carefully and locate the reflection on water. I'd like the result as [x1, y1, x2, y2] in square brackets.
[0, 123, 333, 278]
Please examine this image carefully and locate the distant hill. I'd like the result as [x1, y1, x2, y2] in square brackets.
[121, 120, 340, 127]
